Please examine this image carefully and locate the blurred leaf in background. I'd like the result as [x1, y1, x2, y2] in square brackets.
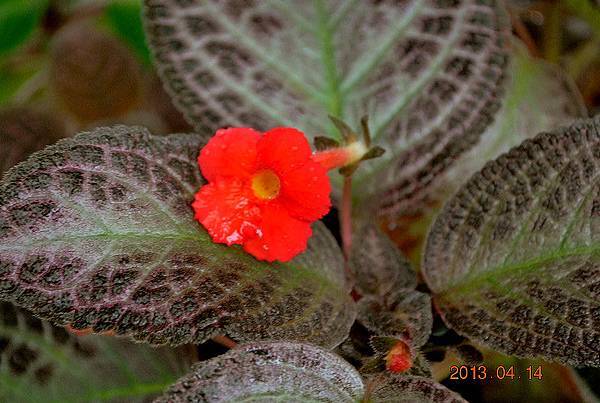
[103, 0, 152, 66]
[0, 303, 190, 402]
[0, 63, 42, 107]
[0, 0, 48, 58]
[49, 22, 143, 122]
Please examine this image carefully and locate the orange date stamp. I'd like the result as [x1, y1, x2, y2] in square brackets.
[448, 365, 543, 381]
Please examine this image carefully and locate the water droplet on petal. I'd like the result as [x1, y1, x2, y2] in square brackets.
[226, 231, 241, 244]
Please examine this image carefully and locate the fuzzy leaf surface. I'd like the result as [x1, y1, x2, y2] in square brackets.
[0, 125, 354, 348]
[358, 289, 432, 349]
[0, 302, 188, 402]
[143, 0, 508, 208]
[366, 374, 468, 402]
[350, 224, 416, 297]
[155, 341, 364, 402]
[423, 117, 600, 366]
[432, 42, 587, 210]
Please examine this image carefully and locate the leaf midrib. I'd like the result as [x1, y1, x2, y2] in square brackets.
[340, 0, 424, 94]
[446, 141, 599, 292]
[200, 0, 327, 104]
[0, 231, 204, 250]
[314, 0, 342, 122]
[438, 242, 600, 297]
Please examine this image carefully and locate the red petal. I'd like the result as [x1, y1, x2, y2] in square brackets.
[199, 127, 261, 181]
[243, 204, 312, 262]
[192, 178, 261, 245]
[279, 160, 331, 221]
[256, 127, 312, 174]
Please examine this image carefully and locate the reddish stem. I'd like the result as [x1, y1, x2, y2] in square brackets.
[212, 335, 237, 349]
[341, 175, 358, 296]
[341, 176, 353, 260]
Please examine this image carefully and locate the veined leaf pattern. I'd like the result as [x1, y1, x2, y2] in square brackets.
[424, 117, 600, 366]
[143, 0, 509, 214]
[156, 341, 463, 403]
[0, 125, 355, 348]
[431, 42, 587, 213]
[365, 374, 468, 403]
[156, 341, 364, 402]
[350, 224, 416, 297]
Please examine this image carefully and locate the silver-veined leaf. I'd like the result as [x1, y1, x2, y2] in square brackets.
[143, 0, 509, 210]
[0, 125, 355, 348]
[432, 42, 588, 212]
[358, 289, 432, 349]
[423, 117, 600, 366]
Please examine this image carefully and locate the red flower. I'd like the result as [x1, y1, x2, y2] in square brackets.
[192, 127, 332, 262]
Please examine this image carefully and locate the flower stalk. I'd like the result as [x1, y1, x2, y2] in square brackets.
[341, 175, 353, 262]
[316, 116, 386, 288]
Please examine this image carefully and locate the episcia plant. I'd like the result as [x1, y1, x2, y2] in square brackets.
[0, 0, 598, 401]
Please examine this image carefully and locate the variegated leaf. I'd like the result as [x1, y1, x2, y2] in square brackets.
[358, 289, 432, 349]
[430, 42, 588, 213]
[157, 341, 460, 402]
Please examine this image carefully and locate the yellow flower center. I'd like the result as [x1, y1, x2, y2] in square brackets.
[251, 169, 280, 200]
